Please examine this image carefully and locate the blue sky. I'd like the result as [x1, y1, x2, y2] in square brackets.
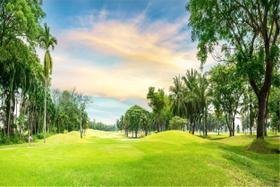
[42, 0, 214, 124]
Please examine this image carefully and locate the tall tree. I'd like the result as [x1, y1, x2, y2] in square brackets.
[209, 64, 244, 136]
[182, 69, 201, 134]
[147, 87, 166, 132]
[75, 93, 90, 139]
[39, 23, 57, 143]
[187, 0, 280, 139]
[170, 75, 187, 117]
[0, 0, 44, 138]
[241, 85, 257, 135]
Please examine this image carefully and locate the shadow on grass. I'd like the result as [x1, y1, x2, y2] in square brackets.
[216, 142, 280, 186]
[248, 139, 280, 154]
[198, 135, 228, 140]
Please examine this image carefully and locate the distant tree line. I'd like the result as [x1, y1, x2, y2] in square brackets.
[90, 120, 117, 131]
[117, 64, 279, 138]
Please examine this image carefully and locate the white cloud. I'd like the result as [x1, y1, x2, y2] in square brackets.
[50, 11, 214, 100]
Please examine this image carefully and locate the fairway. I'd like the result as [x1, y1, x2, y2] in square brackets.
[0, 130, 279, 186]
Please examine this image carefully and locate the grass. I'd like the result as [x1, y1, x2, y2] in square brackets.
[0, 130, 279, 186]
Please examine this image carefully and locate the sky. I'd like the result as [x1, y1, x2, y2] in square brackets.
[42, 0, 215, 124]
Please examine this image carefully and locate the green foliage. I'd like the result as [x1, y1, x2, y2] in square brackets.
[0, 0, 73, 143]
[39, 23, 57, 78]
[169, 75, 187, 117]
[53, 90, 90, 133]
[169, 116, 187, 130]
[123, 105, 150, 137]
[268, 86, 280, 132]
[147, 87, 171, 131]
[209, 64, 244, 136]
[187, 0, 280, 139]
[147, 87, 165, 114]
[90, 121, 117, 131]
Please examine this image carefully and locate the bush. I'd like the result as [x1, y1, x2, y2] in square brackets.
[0, 134, 26, 145]
[36, 133, 44, 139]
[169, 116, 187, 130]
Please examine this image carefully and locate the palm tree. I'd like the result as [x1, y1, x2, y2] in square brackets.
[170, 75, 187, 117]
[39, 23, 57, 143]
[182, 69, 199, 134]
[197, 73, 210, 136]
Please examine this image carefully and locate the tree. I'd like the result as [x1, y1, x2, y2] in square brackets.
[196, 72, 210, 136]
[124, 105, 150, 138]
[39, 23, 57, 143]
[209, 64, 244, 136]
[116, 115, 124, 131]
[187, 0, 280, 139]
[182, 69, 201, 134]
[169, 116, 187, 130]
[75, 93, 90, 138]
[170, 75, 187, 117]
[91, 120, 117, 131]
[169, 69, 210, 135]
[241, 85, 257, 135]
[147, 87, 166, 132]
[0, 1, 92, 143]
[0, 0, 45, 139]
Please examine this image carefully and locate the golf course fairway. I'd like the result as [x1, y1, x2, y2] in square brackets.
[0, 130, 279, 186]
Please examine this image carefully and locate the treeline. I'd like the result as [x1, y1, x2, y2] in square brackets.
[90, 120, 117, 131]
[0, 0, 90, 143]
[117, 64, 280, 138]
[117, 0, 280, 139]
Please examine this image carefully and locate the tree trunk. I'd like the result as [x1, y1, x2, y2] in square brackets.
[192, 121, 195, 134]
[226, 114, 234, 136]
[80, 119, 83, 139]
[7, 95, 12, 138]
[232, 116, 235, 136]
[43, 79, 47, 143]
[256, 96, 267, 139]
[254, 33, 274, 139]
[125, 129, 128, 137]
[204, 110, 208, 136]
[229, 129, 234, 136]
[156, 121, 160, 132]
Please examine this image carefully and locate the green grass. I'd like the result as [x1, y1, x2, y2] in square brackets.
[0, 130, 279, 186]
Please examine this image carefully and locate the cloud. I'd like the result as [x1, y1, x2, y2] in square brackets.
[51, 10, 211, 100]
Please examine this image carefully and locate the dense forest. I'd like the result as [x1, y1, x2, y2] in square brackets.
[0, 0, 90, 144]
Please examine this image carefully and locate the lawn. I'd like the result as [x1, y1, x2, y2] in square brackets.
[0, 130, 279, 186]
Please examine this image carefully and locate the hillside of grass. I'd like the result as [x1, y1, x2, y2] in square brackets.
[0, 130, 279, 186]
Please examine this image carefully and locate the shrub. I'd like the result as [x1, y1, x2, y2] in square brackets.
[169, 116, 187, 130]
